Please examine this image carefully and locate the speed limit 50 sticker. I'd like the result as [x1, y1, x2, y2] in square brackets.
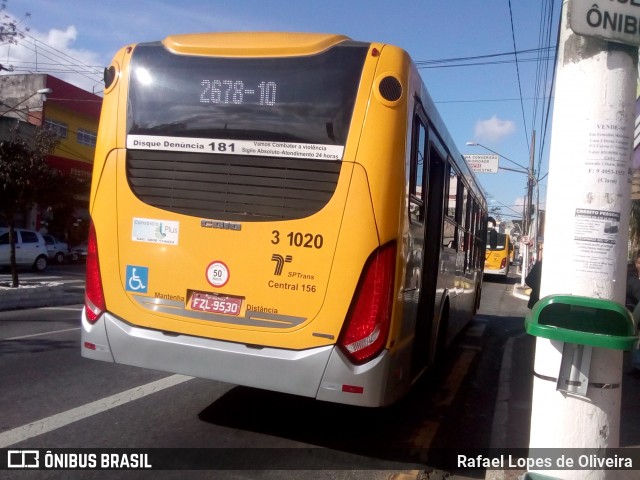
[205, 260, 230, 288]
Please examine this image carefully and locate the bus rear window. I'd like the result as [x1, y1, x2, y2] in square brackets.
[487, 232, 508, 251]
[127, 41, 369, 149]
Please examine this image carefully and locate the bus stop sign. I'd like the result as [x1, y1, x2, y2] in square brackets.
[569, 0, 640, 46]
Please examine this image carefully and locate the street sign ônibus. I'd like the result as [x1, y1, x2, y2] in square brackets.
[569, 0, 640, 47]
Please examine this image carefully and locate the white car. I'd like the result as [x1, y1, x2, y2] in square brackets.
[0, 228, 49, 272]
[42, 234, 70, 264]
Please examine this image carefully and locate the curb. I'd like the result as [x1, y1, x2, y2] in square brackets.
[0, 282, 81, 311]
[0, 282, 64, 310]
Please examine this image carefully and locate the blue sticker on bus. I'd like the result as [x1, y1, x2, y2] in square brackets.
[126, 265, 148, 293]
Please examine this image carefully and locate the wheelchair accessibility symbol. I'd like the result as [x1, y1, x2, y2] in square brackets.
[126, 265, 148, 293]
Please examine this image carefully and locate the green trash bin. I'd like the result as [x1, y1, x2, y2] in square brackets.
[525, 294, 637, 350]
[521, 473, 560, 480]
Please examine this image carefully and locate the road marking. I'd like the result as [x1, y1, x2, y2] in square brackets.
[465, 323, 486, 337]
[434, 349, 476, 407]
[457, 322, 486, 351]
[0, 374, 193, 448]
[6, 328, 81, 340]
[484, 333, 523, 480]
[0, 276, 84, 282]
[410, 419, 439, 450]
[412, 349, 478, 449]
[490, 335, 515, 449]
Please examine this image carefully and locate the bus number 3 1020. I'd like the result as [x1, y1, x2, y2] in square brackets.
[271, 231, 324, 249]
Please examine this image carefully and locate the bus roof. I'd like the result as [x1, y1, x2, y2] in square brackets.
[162, 32, 352, 57]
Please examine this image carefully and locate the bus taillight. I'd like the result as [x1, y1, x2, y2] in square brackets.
[85, 220, 105, 324]
[339, 242, 396, 365]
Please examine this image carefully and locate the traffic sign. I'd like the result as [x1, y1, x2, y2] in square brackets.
[463, 154, 499, 174]
[569, 0, 640, 46]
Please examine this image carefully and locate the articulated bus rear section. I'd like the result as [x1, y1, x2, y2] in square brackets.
[81, 32, 486, 407]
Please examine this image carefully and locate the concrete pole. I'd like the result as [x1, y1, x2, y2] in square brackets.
[521, 130, 537, 287]
[528, 129, 536, 260]
[528, 2, 636, 479]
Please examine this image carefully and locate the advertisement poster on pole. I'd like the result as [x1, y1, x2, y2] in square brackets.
[569, 117, 632, 293]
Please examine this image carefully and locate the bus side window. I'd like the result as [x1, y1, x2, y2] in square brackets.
[459, 183, 468, 228]
[447, 170, 457, 218]
[409, 117, 427, 223]
[443, 219, 456, 249]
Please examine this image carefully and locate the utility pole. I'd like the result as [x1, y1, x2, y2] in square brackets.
[528, 1, 637, 479]
[521, 130, 537, 287]
[528, 129, 536, 260]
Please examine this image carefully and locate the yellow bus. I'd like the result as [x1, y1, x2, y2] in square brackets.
[484, 230, 512, 279]
[81, 32, 487, 407]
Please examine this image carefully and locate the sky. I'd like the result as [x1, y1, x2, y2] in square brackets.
[0, 0, 561, 221]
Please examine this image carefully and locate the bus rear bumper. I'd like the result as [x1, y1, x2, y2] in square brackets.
[316, 348, 389, 407]
[483, 268, 507, 276]
[81, 309, 391, 406]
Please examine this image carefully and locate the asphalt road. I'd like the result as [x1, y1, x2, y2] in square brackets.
[0, 270, 637, 480]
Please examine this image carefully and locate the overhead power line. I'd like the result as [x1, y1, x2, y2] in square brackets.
[536, 0, 559, 183]
[508, 0, 530, 152]
[1, 26, 103, 88]
[20, 29, 102, 74]
[415, 46, 555, 69]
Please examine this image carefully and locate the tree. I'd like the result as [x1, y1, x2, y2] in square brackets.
[0, 125, 77, 287]
[488, 205, 502, 223]
[0, 1, 30, 71]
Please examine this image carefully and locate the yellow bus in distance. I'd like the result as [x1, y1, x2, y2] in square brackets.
[82, 32, 487, 407]
[484, 230, 512, 279]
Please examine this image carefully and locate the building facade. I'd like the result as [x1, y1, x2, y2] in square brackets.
[0, 73, 102, 241]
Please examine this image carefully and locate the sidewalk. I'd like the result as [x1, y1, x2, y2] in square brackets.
[512, 283, 532, 303]
[427, 283, 640, 480]
[484, 283, 640, 480]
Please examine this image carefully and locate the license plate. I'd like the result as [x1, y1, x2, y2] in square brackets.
[190, 292, 243, 316]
